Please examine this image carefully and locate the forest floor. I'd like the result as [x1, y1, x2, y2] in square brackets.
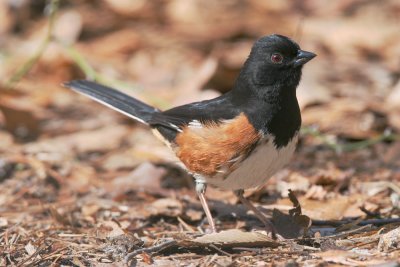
[0, 0, 400, 266]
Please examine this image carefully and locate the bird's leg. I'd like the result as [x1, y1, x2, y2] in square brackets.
[195, 181, 216, 233]
[234, 189, 277, 239]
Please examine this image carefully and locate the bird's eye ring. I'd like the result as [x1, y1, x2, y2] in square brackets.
[271, 53, 283, 64]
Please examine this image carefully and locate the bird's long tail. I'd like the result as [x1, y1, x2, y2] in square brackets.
[64, 80, 159, 124]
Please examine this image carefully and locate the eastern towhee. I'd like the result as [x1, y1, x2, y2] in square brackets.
[64, 34, 316, 238]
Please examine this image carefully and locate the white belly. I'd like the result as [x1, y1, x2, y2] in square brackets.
[206, 135, 298, 190]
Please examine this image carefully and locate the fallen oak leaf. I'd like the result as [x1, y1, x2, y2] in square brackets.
[273, 189, 312, 239]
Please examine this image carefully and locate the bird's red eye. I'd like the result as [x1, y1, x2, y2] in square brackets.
[271, 53, 283, 63]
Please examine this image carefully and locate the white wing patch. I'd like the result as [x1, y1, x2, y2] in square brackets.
[188, 120, 203, 129]
[168, 123, 182, 132]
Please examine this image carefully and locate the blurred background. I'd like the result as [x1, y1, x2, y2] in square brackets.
[0, 0, 400, 265]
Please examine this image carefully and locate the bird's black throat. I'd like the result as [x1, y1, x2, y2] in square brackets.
[232, 70, 302, 149]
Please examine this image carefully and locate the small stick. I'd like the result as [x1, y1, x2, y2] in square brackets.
[312, 218, 400, 227]
[209, 244, 232, 257]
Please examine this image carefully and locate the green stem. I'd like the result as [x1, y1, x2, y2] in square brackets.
[60, 40, 172, 108]
[5, 0, 60, 88]
[62, 43, 99, 81]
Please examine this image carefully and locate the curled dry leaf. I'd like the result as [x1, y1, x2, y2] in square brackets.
[272, 190, 312, 239]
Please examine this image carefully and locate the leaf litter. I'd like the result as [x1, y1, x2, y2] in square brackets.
[1, 0, 400, 266]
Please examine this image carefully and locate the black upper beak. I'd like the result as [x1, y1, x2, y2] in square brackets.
[294, 50, 316, 67]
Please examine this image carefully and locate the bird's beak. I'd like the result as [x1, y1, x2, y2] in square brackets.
[294, 50, 316, 67]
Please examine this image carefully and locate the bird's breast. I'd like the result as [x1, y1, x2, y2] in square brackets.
[206, 134, 298, 190]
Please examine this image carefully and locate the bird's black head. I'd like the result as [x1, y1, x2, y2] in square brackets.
[240, 34, 316, 89]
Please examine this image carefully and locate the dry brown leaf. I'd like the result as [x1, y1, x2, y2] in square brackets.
[279, 195, 360, 221]
[191, 229, 279, 248]
[273, 190, 312, 239]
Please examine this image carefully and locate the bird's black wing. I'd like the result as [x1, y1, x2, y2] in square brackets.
[149, 92, 241, 142]
[64, 80, 242, 143]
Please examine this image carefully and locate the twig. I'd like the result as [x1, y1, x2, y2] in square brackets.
[349, 239, 379, 249]
[5, 0, 60, 88]
[177, 216, 196, 232]
[16, 242, 52, 267]
[29, 246, 69, 266]
[232, 247, 310, 255]
[312, 217, 400, 227]
[326, 225, 373, 239]
[209, 244, 232, 257]
[124, 239, 177, 266]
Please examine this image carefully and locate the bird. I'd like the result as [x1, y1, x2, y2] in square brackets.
[64, 34, 316, 238]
